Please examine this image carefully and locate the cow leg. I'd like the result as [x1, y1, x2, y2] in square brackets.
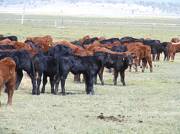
[60, 78, 66, 95]
[113, 70, 118, 85]
[85, 74, 94, 95]
[7, 89, 14, 105]
[172, 53, 176, 61]
[142, 58, 147, 73]
[89, 77, 94, 95]
[129, 65, 132, 72]
[94, 74, 97, 84]
[86, 74, 94, 95]
[98, 67, 104, 85]
[164, 51, 167, 61]
[50, 77, 55, 94]
[134, 58, 139, 72]
[167, 52, 171, 61]
[6, 83, 14, 105]
[41, 75, 47, 93]
[147, 56, 153, 72]
[120, 71, 126, 86]
[156, 53, 160, 61]
[35, 72, 42, 95]
[26, 71, 37, 95]
[15, 70, 23, 90]
[54, 76, 60, 95]
[152, 54, 155, 61]
[84, 75, 88, 93]
[0, 81, 3, 106]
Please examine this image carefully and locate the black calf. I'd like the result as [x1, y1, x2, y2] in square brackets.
[54, 52, 113, 95]
[33, 52, 58, 94]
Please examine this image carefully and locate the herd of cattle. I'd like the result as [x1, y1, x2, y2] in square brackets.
[0, 34, 179, 106]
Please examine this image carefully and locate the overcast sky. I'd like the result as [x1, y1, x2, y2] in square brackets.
[63, 0, 179, 3]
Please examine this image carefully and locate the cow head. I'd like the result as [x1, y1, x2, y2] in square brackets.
[94, 52, 113, 65]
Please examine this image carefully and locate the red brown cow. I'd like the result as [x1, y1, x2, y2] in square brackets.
[26, 35, 53, 52]
[13, 41, 37, 56]
[168, 42, 180, 61]
[171, 37, 180, 43]
[79, 35, 91, 45]
[124, 42, 153, 72]
[85, 41, 120, 54]
[56, 40, 93, 56]
[0, 57, 16, 106]
[0, 39, 14, 45]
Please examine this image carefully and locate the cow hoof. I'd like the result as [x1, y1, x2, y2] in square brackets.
[53, 92, 57, 95]
[36, 90, 40, 95]
[62, 93, 66, 96]
[88, 93, 94, 95]
[53, 89, 58, 95]
[32, 91, 36, 95]
[41, 89, 45, 93]
[37, 92, 40, 95]
[88, 91, 95, 95]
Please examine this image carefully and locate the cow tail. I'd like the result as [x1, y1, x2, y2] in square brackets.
[55, 58, 60, 80]
[31, 59, 36, 79]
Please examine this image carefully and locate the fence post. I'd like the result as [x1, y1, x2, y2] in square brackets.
[21, 0, 26, 25]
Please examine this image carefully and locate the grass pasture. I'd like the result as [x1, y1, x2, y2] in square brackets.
[0, 14, 180, 134]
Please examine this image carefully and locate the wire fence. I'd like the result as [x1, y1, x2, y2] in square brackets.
[0, 14, 180, 41]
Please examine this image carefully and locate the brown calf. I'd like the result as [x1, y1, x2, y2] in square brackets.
[168, 42, 180, 61]
[0, 57, 16, 106]
[124, 42, 153, 72]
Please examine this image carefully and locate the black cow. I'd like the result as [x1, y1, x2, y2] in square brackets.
[142, 39, 162, 61]
[24, 40, 43, 52]
[82, 37, 99, 46]
[0, 35, 18, 41]
[109, 54, 133, 85]
[161, 42, 170, 61]
[120, 36, 142, 44]
[96, 45, 132, 86]
[100, 38, 120, 44]
[48, 44, 73, 58]
[71, 40, 82, 46]
[94, 45, 128, 85]
[53, 52, 113, 95]
[0, 45, 15, 50]
[33, 52, 57, 94]
[0, 50, 36, 94]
